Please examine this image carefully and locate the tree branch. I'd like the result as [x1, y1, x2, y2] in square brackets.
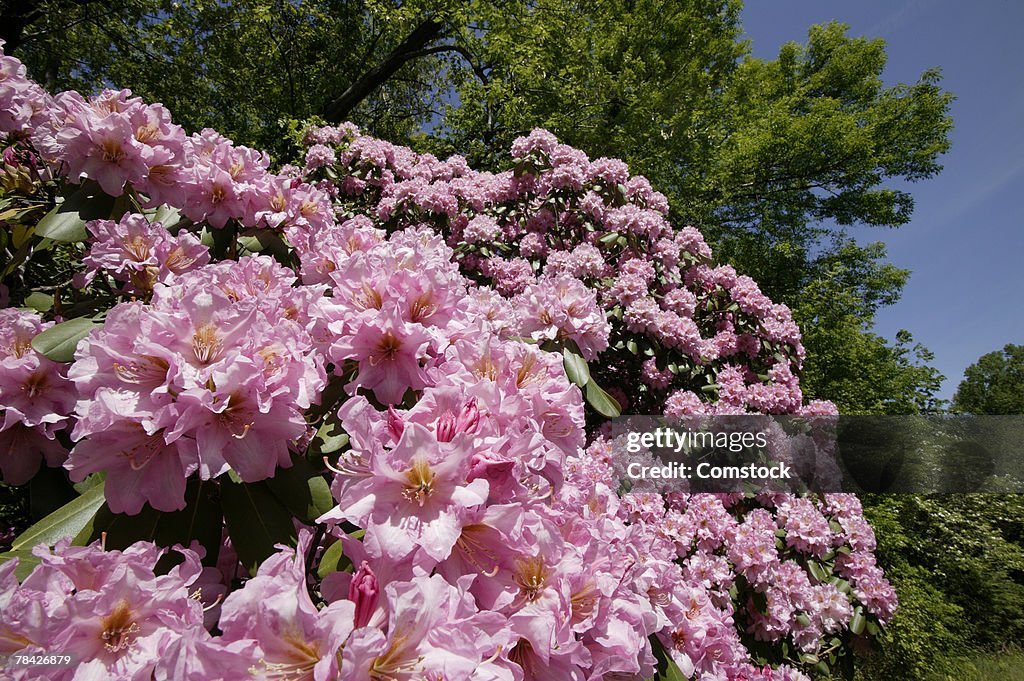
[322, 17, 447, 124]
[0, 0, 47, 54]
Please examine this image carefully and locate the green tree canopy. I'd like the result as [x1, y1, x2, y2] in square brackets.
[953, 344, 1024, 415]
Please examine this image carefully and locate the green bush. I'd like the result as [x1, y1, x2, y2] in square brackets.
[856, 494, 1024, 679]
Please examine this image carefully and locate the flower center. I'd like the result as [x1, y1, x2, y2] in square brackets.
[101, 139, 126, 163]
[402, 457, 435, 507]
[192, 322, 222, 365]
[353, 282, 383, 311]
[100, 600, 139, 653]
[408, 290, 437, 323]
[369, 331, 401, 366]
[513, 554, 550, 603]
[113, 355, 169, 385]
[124, 234, 152, 262]
[21, 371, 48, 398]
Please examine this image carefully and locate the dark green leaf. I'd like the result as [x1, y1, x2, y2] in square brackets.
[150, 204, 182, 228]
[646, 635, 687, 681]
[316, 540, 348, 579]
[265, 456, 333, 523]
[34, 181, 114, 242]
[82, 479, 223, 567]
[585, 380, 621, 418]
[849, 607, 866, 635]
[71, 472, 105, 495]
[31, 317, 98, 362]
[311, 418, 349, 455]
[562, 343, 590, 388]
[221, 476, 298, 573]
[23, 292, 54, 312]
[0, 550, 42, 581]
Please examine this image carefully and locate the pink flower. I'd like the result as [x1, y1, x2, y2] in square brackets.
[1, 540, 214, 681]
[513, 275, 610, 361]
[218, 533, 355, 680]
[321, 421, 488, 565]
[342, 574, 513, 681]
[0, 309, 75, 484]
[333, 307, 432, 405]
[80, 213, 209, 293]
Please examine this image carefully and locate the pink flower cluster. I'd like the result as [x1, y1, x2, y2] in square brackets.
[300, 123, 815, 417]
[78, 213, 210, 293]
[0, 41, 52, 136]
[513, 274, 610, 360]
[2, 55, 334, 232]
[0, 309, 76, 484]
[0, 539, 234, 681]
[65, 256, 327, 513]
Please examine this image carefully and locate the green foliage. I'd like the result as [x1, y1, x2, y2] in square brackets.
[953, 344, 1024, 415]
[859, 495, 1024, 679]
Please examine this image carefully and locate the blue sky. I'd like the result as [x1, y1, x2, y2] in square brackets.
[740, 1, 1024, 401]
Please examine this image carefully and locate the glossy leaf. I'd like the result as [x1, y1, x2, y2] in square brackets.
[316, 540, 347, 579]
[646, 635, 687, 681]
[34, 182, 114, 242]
[81, 479, 223, 567]
[0, 550, 42, 581]
[10, 482, 106, 552]
[265, 456, 334, 523]
[221, 475, 298, 573]
[585, 380, 621, 417]
[562, 343, 590, 388]
[31, 317, 99, 362]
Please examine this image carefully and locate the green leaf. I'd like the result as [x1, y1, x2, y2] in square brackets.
[598, 231, 621, 245]
[11, 482, 106, 552]
[81, 479, 223, 567]
[562, 343, 590, 388]
[23, 292, 54, 312]
[34, 181, 114, 242]
[646, 635, 687, 681]
[585, 380, 621, 418]
[221, 476, 298, 573]
[71, 472, 105, 494]
[806, 560, 829, 582]
[265, 456, 334, 523]
[150, 204, 182, 229]
[849, 607, 866, 635]
[237, 235, 264, 253]
[31, 317, 99, 362]
[311, 418, 349, 455]
[316, 540, 348, 579]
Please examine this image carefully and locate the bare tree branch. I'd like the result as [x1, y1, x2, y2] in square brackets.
[322, 17, 447, 123]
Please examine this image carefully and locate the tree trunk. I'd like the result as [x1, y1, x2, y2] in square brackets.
[322, 17, 446, 124]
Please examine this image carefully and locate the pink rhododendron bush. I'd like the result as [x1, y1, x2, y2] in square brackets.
[0, 43, 895, 680]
